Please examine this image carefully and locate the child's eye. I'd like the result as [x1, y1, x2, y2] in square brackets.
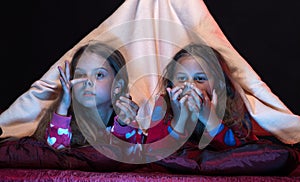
[96, 72, 104, 79]
[194, 75, 207, 82]
[176, 76, 187, 82]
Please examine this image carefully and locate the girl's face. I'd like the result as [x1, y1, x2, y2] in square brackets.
[72, 52, 115, 109]
[173, 55, 213, 97]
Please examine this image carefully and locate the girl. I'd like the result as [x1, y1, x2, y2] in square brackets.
[34, 41, 139, 150]
[144, 43, 297, 175]
[147, 43, 258, 151]
[114, 43, 258, 152]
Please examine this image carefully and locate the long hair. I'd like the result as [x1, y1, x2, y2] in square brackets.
[159, 43, 251, 141]
[34, 41, 128, 147]
[70, 41, 128, 146]
[214, 50, 252, 140]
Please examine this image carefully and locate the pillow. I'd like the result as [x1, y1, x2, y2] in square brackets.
[0, 137, 141, 172]
[0, 137, 298, 175]
[154, 140, 299, 176]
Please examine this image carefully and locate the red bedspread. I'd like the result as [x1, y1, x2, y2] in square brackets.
[1, 169, 300, 182]
[0, 137, 299, 181]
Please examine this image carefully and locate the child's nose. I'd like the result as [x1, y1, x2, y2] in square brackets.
[184, 80, 195, 85]
[84, 79, 94, 87]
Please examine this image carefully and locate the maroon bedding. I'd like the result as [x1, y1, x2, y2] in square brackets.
[1, 169, 300, 182]
[1, 136, 299, 179]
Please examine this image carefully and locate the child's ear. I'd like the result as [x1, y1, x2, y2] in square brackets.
[113, 79, 125, 95]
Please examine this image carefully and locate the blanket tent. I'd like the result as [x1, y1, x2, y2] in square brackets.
[1, 1, 300, 181]
[1, 0, 299, 144]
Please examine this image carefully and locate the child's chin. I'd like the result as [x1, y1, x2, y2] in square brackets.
[81, 101, 97, 108]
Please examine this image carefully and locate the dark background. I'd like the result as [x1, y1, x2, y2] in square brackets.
[1, 0, 299, 115]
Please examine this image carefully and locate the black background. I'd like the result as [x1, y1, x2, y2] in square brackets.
[1, 1, 299, 115]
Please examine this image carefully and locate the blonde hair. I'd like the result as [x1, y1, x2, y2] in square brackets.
[159, 43, 252, 140]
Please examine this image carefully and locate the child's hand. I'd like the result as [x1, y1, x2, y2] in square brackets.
[56, 60, 86, 116]
[184, 84, 205, 123]
[115, 93, 139, 126]
[167, 86, 189, 134]
[188, 87, 220, 132]
[56, 61, 72, 116]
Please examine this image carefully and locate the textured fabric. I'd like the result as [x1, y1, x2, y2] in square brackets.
[0, 0, 299, 145]
[46, 113, 72, 149]
[0, 137, 141, 171]
[111, 116, 143, 144]
[47, 113, 140, 149]
[0, 137, 299, 176]
[1, 169, 300, 182]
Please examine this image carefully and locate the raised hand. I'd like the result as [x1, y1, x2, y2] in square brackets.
[166, 85, 189, 134]
[56, 60, 86, 116]
[187, 87, 221, 133]
[168, 82, 220, 134]
[115, 93, 139, 126]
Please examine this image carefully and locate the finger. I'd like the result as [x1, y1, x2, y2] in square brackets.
[177, 95, 189, 115]
[58, 66, 68, 84]
[116, 101, 130, 114]
[70, 78, 87, 87]
[125, 93, 132, 100]
[211, 89, 218, 106]
[116, 100, 135, 119]
[57, 67, 70, 91]
[119, 95, 131, 104]
[191, 86, 204, 102]
[201, 90, 211, 106]
[117, 114, 131, 125]
[119, 96, 139, 112]
[179, 94, 188, 106]
[170, 86, 183, 101]
[187, 96, 200, 113]
[190, 89, 203, 108]
[59, 76, 69, 92]
[188, 103, 200, 113]
[167, 87, 180, 109]
[65, 61, 70, 81]
[169, 86, 183, 96]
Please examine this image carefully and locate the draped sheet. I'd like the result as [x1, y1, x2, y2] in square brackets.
[0, 0, 299, 144]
